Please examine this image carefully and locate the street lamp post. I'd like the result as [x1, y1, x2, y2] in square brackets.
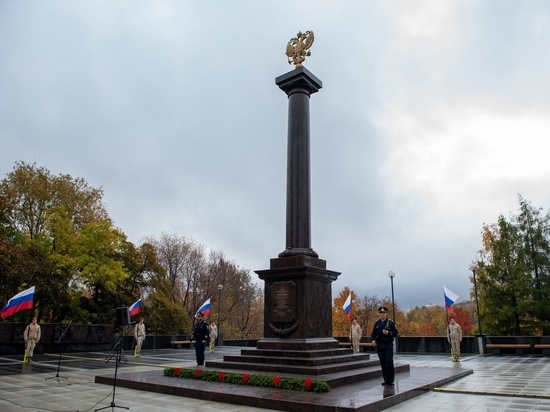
[388, 271, 397, 353]
[388, 271, 396, 322]
[470, 265, 484, 355]
[217, 284, 223, 346]
[470, 267, 482, 335]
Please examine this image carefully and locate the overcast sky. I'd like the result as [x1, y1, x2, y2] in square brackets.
[2, 1, 549, 311]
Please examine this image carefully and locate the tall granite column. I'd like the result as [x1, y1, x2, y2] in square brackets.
[255, 66, 340, 351]
[277, 66, 320, 259]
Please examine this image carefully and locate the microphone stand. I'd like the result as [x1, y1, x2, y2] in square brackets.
[46, 320, 73, 382]
[96, 324, 130, 411]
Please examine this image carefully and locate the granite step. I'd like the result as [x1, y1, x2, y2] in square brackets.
[184, 361, 409, 388]
[205, 358, 384, 376]
[221, 353, 371, 367]
[240, 347, 355, 358]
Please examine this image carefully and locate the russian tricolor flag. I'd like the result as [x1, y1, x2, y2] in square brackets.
[195, 298, 211, 317]
[444, 286, 459, 313]
[343, 293, 352, 319]
[129, 298, 142, 317]
[1, 286, 35, 318]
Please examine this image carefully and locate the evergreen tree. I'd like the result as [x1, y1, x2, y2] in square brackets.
[516, 196, 550, 335]
[473, 195, 550, 336]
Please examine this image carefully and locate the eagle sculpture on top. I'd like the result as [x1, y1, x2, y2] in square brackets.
[286, 30, 314, 67]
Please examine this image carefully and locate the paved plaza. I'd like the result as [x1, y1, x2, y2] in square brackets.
[0, 346, 549, 412]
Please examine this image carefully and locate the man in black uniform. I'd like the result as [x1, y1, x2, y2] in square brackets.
[191, 312, 209, 366]
[371, 306, 399, 385]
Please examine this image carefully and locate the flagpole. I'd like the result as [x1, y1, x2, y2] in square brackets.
[444, 293, 450, 327]
[444, 291, 451, 330]
[444, 294, 451, 359]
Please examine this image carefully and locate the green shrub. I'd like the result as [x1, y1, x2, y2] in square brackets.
[163, 367, 175, 376]
[198, 370, 219, 382]
[312, 380, 331, 393]
[180, 369, 195, 379]
[248, 374, 275, 388]
[222, 372, 244, 385]
[279, 378, 305, 391]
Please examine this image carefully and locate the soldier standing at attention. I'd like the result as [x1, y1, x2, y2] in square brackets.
[191, 312, 209, 366]
[447, 317, 463, 362]
[349, 318, 362, 354]
[371, 306, 398, 386]
[208, 320, 218, 353]
[134, 317, 146, 357]
[24, 316, 41, 363]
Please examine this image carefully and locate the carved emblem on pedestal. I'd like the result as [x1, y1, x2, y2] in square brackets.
[269, 281, 299, 338]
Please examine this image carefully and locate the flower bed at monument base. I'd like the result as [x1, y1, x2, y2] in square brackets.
[163, 367, 331, 392]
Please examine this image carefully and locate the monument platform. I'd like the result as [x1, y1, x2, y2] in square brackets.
[205, 342, 410, 388]
[8, 348, 549, 412]
[95, 360, 472, 412]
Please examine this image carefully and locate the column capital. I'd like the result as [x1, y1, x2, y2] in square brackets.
[275, 66, 322, 96]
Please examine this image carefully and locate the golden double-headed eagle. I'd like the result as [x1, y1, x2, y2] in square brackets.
[286, 30, 314, 67]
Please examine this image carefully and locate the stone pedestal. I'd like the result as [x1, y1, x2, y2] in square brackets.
[256, 255, 340, 345]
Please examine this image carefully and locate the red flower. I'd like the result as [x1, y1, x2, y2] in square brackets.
[304, 378, 312, 390]
[242, 373, 250, 384]
[218, 372, 226, 382]
[173, 368, 181, 377]
[273, 376, 281, 387]
[195, 369, 203, 379]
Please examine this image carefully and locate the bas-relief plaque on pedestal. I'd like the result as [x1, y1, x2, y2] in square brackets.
[271, 281, 296, 323]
